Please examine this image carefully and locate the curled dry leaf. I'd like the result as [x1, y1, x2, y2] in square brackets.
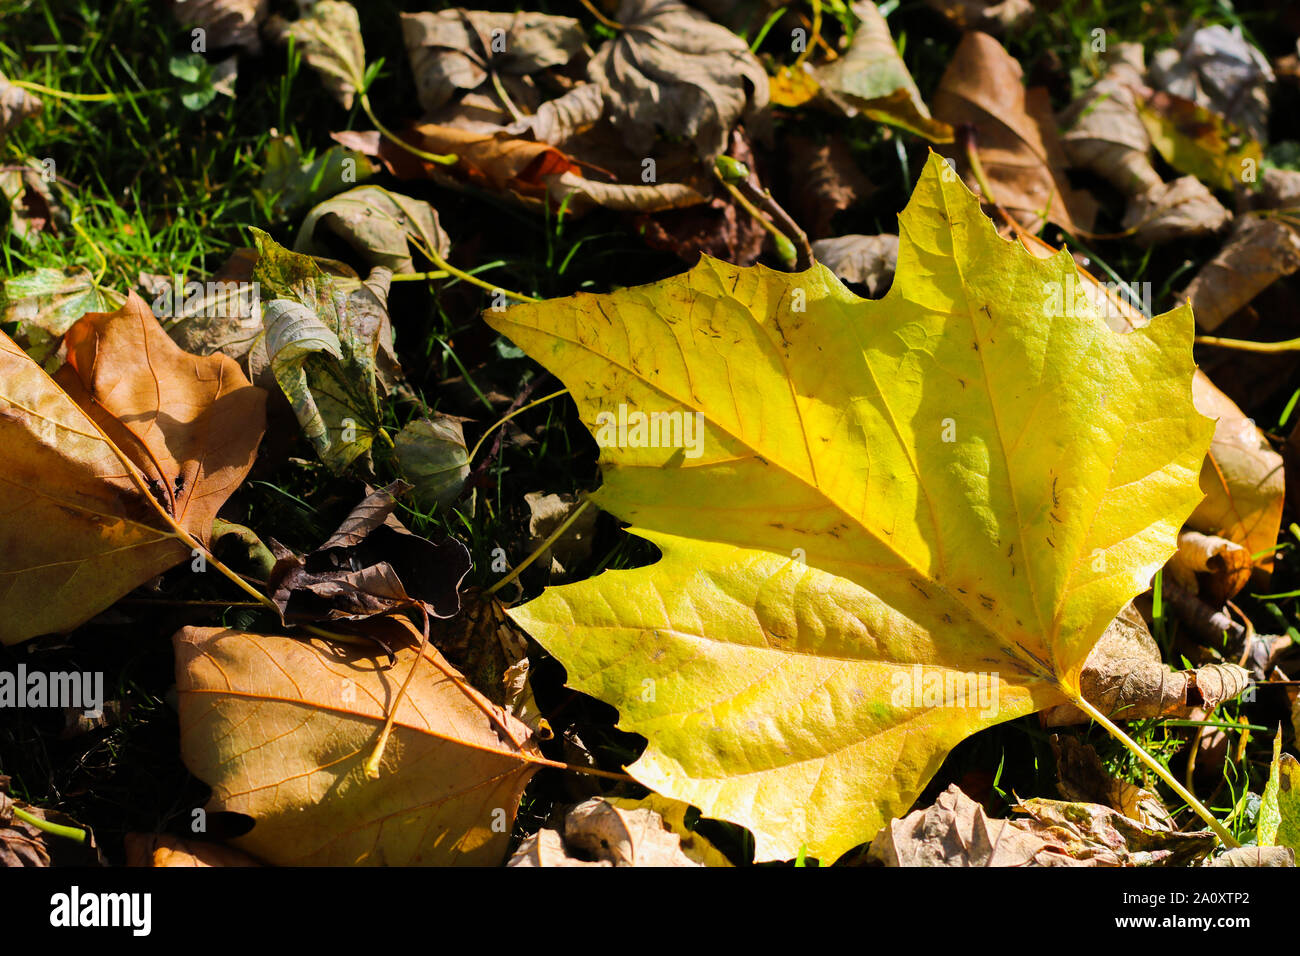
[1060, 44, 1162, 196]
[251, 229, 400, 471]
[811, 234, 898, 297]
[1149, 23, 1274, 145]
[268, 483, 470, 625]
[488, 156, 1213, 863]
[1180, 217, 1300, 331]
[524, 491, 598, 580]
[295, 185, 449, 275]
[508, 796, 728, 867]
[1189, 370, 1285, 575]
[175, 627, 542, 865]
[1120, 176, 1231, 246]
[933, 32, 1096, 233]
[784, 135, 874, 240]
[168, 0, 268, 54]
[395, 414, 470, 512]
[0, 294, 266, 646]
[1211, 846, 1295, 866]
[1039, 601, 1251, 726]
[1166, 529, 1252, 604]
[1051, 735, 1174, 831]
[266, 0, 364, 109]
[813, 1, 953, 143]
[0, 69, 42, 138]
[400, 9, 586, 114]
[589, 0, 769, 160]
[506, 82, 606, 146]
[403, 122, 707, 214]
[123, 833, 261, 867]
[868, 783, 1214, 867]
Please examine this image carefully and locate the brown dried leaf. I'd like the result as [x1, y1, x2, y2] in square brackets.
[1040, 602, 1251, 726]
[176, 626, 541, 865]
[1060, 44, 1162, 196]
[785, 135, 874, 239]
[589, 0, 769, 159]
[811, 234, 898, 297]
[1166, 529, 1253, 603]
[933, 32, 1097, 233]
[1189, 371, 1285, 575]
[401, 9, 586, 114]
[1121, 176, 1231, 246]
[1180, 217, 1300, 331]
[1052, 735, 1174, 830]
[169, 0, 268, 54]
[268, 483, 470, 625]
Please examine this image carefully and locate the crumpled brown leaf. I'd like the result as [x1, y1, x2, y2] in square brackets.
[1188, 370, 1285, 576]
[1121, 176, 1231, 245]
[784, 135, 873, 240]
[1040, 602, 1251, 726]
[1181, 217, 1300, 332]
[1061, 44, 1162, 195]
[169, 0, 268, 54]
[0, 777, 103, 867]
[268, 483, 471, 625]
[1052, 735, 1174, 831]
[508, 796, 729, 867]
[401, 9, 586, 114]
[811, 234, 898, 297]
[933, 31, 1096, 233]
[1166, 529, 1253, 604]
[589, 0, 769, 160]
[868, 784, 1215, 867]
[266, 1, 364, 109]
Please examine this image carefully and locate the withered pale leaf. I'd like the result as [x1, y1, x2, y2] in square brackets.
[295, 185, 449, 275]
[813, 1, 952, 143]
[267, 1, 364, 109]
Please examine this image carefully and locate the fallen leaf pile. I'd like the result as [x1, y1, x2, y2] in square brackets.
[4, 0, 1300, 876]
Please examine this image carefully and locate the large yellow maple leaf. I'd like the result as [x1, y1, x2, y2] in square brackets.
[486, 154, 1214, 863]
